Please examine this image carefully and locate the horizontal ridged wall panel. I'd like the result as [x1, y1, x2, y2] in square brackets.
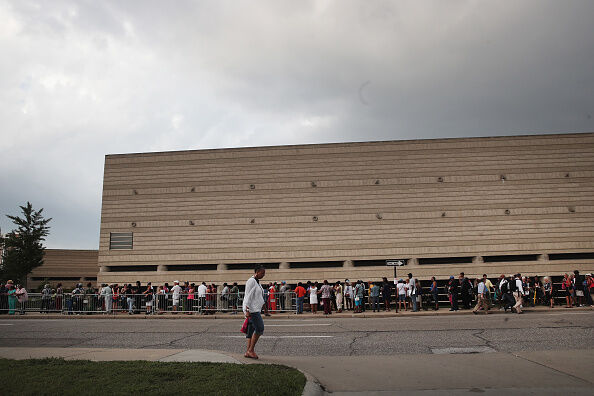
[98, 133, 594, 283]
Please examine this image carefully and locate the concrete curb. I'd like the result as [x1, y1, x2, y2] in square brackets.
[3, 306, 591, 320]
[300, 369, 326, 396]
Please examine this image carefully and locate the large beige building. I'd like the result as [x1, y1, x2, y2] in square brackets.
[97, 133, 594, 286]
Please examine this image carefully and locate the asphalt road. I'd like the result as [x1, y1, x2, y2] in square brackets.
[1, 311, 592, 357]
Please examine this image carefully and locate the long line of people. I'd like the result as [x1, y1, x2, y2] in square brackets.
[1, 271, 592, 315]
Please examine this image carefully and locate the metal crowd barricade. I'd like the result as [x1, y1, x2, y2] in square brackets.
[8, 291, 297, 315]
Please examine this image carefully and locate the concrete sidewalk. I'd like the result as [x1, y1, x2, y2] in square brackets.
[0, 346, 240, 363]
[4, 305, 592, 319]
[263, 350, 594, 395]
[0, 346, 591, 395]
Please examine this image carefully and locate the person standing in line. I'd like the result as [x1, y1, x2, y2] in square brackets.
[309, 282, 319, 314]
[294, 282, 306, 314]
[267, 282, 277, 313]
[448, 276, 459, 311]
[408, 273, 419, 312]
[396, 279, 406, 311]
[344, 280, 353, 311]
[585, 273, 593, 306]
[100, 283, 113, 314]
[171, 280, 182, 314]
[430, 277, 439, 310]
[7, 282, 17, 315]
[573, 270, 585, 307]
[243, 266, 268, 359]
[41, 284, 52, 313]
[124, 284, 134, 315]
[0, 283, 8, 315]
[483, 274, 494, 305]
[197, 282, 207, 314]
[221, 283, 230, 312]
[279, 281, 288, 312]
[370, 282, 380, 312]
[512, 274, 524, 314]
[186, 283, 196, 314]
[335, 281, 343, 313]
[473, 275, 490, 314]
[381, 278, 392, 312]
[320, 280, 333, 315]
[230, 282, 239, 314]
[143, 282, 154, 315]
[543, 277, 554, 308]
[55, 283, 63, 312]
[353, 280, 365, 313]
[15, 284, 28, 315]
[459, 273, 472, 310]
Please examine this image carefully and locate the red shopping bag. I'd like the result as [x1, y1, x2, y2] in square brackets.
[240, 317, 249, 333]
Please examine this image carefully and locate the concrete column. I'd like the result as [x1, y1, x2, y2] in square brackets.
[539, 254, 549, 263]
[473, 256, 484, 265]
[100, 266, 110, 273]
[217, 263, 228, 271]
[407, 258, 418, 266]
[279, 262, 290, 270]
[343, 260, 354, 268]
[157, 265, 168, 272]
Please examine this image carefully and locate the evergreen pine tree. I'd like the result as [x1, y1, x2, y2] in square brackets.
[0, 202, 52, 286]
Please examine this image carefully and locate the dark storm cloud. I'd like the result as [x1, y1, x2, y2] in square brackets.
[1, 0, 593, 248]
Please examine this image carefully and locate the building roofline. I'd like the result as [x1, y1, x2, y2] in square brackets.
[104, 131, 594, 158]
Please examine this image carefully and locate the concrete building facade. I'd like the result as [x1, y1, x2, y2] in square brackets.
[97, 133, 594, 286]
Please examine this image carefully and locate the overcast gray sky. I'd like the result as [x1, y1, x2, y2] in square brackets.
[1, 0, 593, 249]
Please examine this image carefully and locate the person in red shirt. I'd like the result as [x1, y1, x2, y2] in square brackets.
[294, 282, 307, 314]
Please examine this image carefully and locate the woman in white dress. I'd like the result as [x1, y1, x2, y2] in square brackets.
[309, 282, 319, 314]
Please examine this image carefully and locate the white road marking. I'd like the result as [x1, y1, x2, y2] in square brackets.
[266, 324, 332, 327]
[431, 346, 495, 354]
[220, 335, 333, 339]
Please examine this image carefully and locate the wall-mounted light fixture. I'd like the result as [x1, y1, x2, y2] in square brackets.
[311, 181, 317, 188]
[312, 216, 318, 222]
[131, 222, 137, 227]
[250, 184, 256, 190]
[437, 177, 444, 183]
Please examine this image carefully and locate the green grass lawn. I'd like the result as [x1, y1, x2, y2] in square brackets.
[0, 358, 306, 396]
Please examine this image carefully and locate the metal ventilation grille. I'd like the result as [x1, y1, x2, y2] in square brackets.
[109, 232, 133, 250]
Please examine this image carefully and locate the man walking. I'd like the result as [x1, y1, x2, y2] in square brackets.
[473, 275, 490, 314]
[243, 265, 268, 359]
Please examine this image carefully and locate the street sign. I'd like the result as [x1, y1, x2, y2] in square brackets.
[386, 259, 406, 279]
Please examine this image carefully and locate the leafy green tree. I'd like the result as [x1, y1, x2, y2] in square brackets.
[0, 202, 52, 286]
